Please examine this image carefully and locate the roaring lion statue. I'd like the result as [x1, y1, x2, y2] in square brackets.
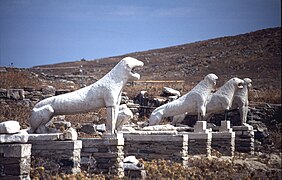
[204, 77, 245, 121]
[149, 73, 218, 125]
[28, 57, 144, 134]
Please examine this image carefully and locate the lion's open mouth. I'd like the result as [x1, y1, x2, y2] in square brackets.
[238, 82, 244, 89]
[130, 65, 143, 80]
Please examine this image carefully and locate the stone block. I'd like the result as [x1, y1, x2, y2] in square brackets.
[0, 121, 21, 134]
[123, 134, 188, 165]
[194, 121, 211, 133]
[187, 131, 212, 156]
[187, 132, 212, 140]
[211, 132, 235, 139]
[81, 135, 125, 178]
[124, 134, 188, 142]
[232, 125, 253, 131]
[219, 121, 232, 132]
[0, 144, 31, 158]
[211, 131, 235, 156]
[233, 125, 254, 154]
[30, 140, 82, 174]
[0, 133, 29, 143]
[27, 133, 62, 141]
[30, 140, 82, 150]
[0, 144, 31, 179]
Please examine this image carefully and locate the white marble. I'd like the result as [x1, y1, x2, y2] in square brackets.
[204, 77, 245, 121]
[28, 57, 143, 134]
[27, 133, 62, 141]
[231, 78, 252, 125]
[149, 73, 218, 125]
[116, 104, 133, 131]
[143, 124, 177, 131]
[163, 87, 181, 96]
[0, 120, 21, 134]
[0, 130, 28, 143]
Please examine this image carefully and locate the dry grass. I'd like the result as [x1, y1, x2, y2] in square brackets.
[249, 88, 281, 104]
[0, 101, 31, 129]
[0, 69, 41, 89]
[30, 154, 281, 179]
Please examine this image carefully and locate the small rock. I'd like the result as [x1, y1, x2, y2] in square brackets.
[52, 120, 71, 130]
[60, 127, 78, 140]
[95, 124, 106, 132]
[124, 156, 139, 165]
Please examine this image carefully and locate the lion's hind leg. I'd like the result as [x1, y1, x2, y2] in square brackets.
[28, 105, 55, 134]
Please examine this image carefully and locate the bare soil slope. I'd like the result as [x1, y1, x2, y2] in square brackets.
[32, 27, 281, 90]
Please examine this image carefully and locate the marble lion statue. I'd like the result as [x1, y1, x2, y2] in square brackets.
[231, 78, 252, 125]
[204, 77, 245, 121]
[28, 57, 144, 134]
[149, 73, 218, 126]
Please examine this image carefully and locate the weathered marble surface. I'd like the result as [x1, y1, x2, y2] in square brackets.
[28, 57, 143, 134]
[204, 77, 245, 121]
[149, 73, 218, 125]
[0, 130, 29, 143]
[231, 78, 252, 125]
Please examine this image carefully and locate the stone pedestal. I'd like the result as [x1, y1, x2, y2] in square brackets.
[232, 124, 254, 154]
[29, 137, 82, 174]
[124, 133, 188, 166]
[187, 121, 212, 156]
[0, 143, 31, 180]
[211, 121, 235, 156]
[81, 133, 124, 178]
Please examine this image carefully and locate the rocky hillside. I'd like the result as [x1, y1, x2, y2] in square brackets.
[31, 27, 281, 90]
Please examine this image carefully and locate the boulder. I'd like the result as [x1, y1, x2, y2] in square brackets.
[0, 121, 21, 134]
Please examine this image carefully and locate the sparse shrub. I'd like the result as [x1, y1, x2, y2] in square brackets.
[0, 102, 31, 128]
[249, 88, 281, 104]
[0, 69, 41, 89]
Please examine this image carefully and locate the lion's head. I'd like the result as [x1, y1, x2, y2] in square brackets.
[204, 73, 218, 89]
[230, 77, 245, 89]
[120, 57, 144, 80]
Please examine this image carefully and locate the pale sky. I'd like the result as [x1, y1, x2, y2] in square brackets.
[0, 0, 281, 68]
